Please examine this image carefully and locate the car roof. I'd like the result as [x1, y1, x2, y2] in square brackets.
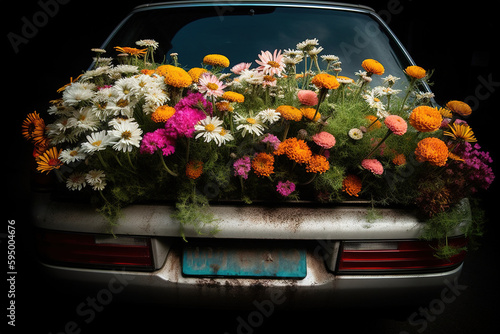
[134, 0, 375, 13]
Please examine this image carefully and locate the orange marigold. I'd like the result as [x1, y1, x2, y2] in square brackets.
[203, 54, 230, 68]
[187, 67, 208, 83]
[414, 137, 449, 167]
[252, 153, 275, 177]
[446, 100, 472, 117]
[216, 101, 233, 112]
[311, 73, 340, 90]
[306, 154, 330, 173]
[156, 65, 192, 88]
[404, 65, 426, 79]
[342, 174, 362, 197]
[186, 160, 204, 179]
[151, 105, 176, 123]
[361, 59, 384, 75]
[392, 153, 406, 166]
[276, 105, 302, 121]
[222, 91, 245, 103]
[409, 106, 442, 132]
[275, 138, 312, 164]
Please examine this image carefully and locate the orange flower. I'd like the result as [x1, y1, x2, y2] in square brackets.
[404, 66, 426, 79]
[186, 160, 204, 179]
[446, 100, 472, 117]
[222, 91, 245, 103]
[365, 115, 381, 130]
[203, 54, 230, 68]
[361, 59, 384, 75]
[36, 147, 62, 174]
[187, 67, 208, 83]
[306, 155, 330, 174]
[216, 101, 233, 112]
[301, 107, 321, 121]
[342, 174, 362, 197]
[392, 154, 406, 166]
[141, 69, 156, 75]
[151, 105, 176, 123]
[275, 138, 312, 164]
[409, 106, 443, 132]
[311, 73, 340, 90]
[114, 46, 147, 57]
[156, 65, 193, 88]
[414, 137, 449, 167]
[22, 111, 43, 141]
[276, 105, 302, 121]
[252, 153, 275, 177]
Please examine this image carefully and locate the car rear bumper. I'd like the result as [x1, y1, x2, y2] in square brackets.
[39, 246, 463, 308]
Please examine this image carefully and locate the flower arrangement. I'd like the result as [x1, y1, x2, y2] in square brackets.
[23, 38, 494, 249]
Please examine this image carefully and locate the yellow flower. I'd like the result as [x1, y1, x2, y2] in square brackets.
[36, 147, 63, 174]
[151, 106, 176, 123]
[404, 66, 426, 79]
[222, 91, 245, 103]
[276, 105, 302, 121]
[444, 123, 477, 143]
[446, 100, 472, 117]
[311, 73, 340, 90]
[203, 54, 230, 68]
[301, 107, 321, 121]
[156, 65, 192, 88]
[361, 59, 384, 75]
[187, 67, 208, 83]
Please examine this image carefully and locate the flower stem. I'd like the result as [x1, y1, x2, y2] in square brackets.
[158, 151, 178, 177]
[399, 77, 416, 113]
[364, 129, 392, 159]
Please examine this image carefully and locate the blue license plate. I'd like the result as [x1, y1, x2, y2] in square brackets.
[182, 243, 307, 278]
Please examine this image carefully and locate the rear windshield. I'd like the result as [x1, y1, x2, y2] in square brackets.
[102, 4, 413, 88]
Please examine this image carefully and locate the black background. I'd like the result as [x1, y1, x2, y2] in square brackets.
[4, 0, 500, 333]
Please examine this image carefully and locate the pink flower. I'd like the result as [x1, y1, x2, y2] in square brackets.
[198, 72, 226, 98]
[312, 131, 336, 149]
[140, 129, 176, 156]
[255, 49, 285, 77]
[276, 180, 296, 197]
[261, 134, 281, 151]
[384, 115, 407, 136]
[361, 159, 384, 175]
[231, 62, 252, 75]
[233, 156, 252, 179]
[297, 90, 318, 106]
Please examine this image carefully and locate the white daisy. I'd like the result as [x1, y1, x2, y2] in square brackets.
[234, 113, 265, 137]
[113, 77, 140, 102]
[257, 108, 280, 124]
[62, 83, 95, 106]
[85, 170, 107, 191]
[218, 128, 234, 146]
[108, 119, 143, 152]
[66, 107, 100, 134]
[59, 147, 87, 164]
[238, 69, 265, 85]
[81, 130, 112, 154]
[348, 128, 364, 140]
[66, 172, 86, 191]
[136, 39, 159, 50]
[296, 38, 319, 51]
[194, 116, 224, 145]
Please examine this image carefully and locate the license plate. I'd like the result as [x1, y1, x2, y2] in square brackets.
[182, 243, 307, 278]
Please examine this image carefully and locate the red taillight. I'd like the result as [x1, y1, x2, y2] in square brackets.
[337, 237, 467, 273]
[36, 230, 154, 271]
